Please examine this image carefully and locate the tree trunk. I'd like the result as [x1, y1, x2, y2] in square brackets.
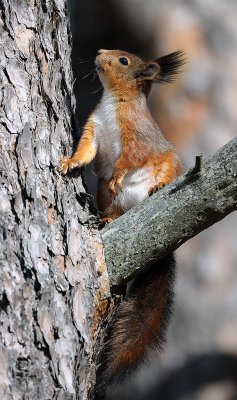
[0, 1, 110, 399]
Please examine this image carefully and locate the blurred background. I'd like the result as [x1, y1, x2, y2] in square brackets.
[68, 0, 237, 398]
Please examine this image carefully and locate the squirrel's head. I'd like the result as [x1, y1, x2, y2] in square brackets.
[95, 49, 186, 98]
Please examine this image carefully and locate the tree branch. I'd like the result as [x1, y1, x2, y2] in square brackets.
[101, 138, 237, 292]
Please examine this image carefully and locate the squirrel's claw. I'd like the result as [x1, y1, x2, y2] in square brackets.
[58, 157, 70, 174]
[108, 179, 118, 198]
[58, 157, 81, 174]
[148, 182, 165, 196]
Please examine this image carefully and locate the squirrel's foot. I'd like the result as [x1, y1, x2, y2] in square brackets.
[101, 217, 114, 224]
[59, 157, 81, 174]
[98, 217, 114, 229]
[148, 182, 165, 196]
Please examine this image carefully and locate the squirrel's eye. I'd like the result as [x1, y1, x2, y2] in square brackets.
[119, 57, 129, 66]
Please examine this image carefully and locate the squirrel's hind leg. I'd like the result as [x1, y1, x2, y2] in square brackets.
[148, 150, 182, 195]
[98, 179, 124, 223]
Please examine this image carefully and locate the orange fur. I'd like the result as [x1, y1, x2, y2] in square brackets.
[59, 118, 96, 174]
[106, 100, 182, 198]
[59, 49, 185, 399]
[147, 150, 183, 192]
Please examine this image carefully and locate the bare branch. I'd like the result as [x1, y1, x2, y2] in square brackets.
[101, 138, 237, 292]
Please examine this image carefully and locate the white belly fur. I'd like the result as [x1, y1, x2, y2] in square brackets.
[114, 167, 156, 211]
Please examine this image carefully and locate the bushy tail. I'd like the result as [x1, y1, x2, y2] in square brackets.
[94, 254, 176, 399]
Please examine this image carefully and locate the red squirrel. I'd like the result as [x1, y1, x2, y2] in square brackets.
[59, 49, 185, 398]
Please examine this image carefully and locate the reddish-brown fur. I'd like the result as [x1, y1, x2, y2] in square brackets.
[59, 48, 185, 399]
[108, 270, 171, 371]
[101, 99, 182, 200]
[59, 118, 96, 173]
[97, 178, 124, 222]
[95, 255, 176, 399]
[59, 49, 184, 203]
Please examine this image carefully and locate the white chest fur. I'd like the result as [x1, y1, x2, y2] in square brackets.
[92, 92, 122, 180]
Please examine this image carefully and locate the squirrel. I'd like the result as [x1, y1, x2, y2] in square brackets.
[59, 49, 185, 399]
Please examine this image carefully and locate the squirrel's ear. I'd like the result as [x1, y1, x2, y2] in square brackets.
[135, 62, 160, 81]
[154, 50, 186, 83]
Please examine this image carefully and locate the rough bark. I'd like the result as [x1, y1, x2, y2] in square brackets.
[0, 1, 110, 399]
[102, 138, 237, 291]
[1, 1, 237, 399]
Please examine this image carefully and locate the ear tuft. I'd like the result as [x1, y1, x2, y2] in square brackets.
[155, 50, 186, 83]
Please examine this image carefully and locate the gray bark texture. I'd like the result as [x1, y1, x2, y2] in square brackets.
[102, 138, 237, 291]
[0, 1, 110, 399]
[1, 1, 237, 399]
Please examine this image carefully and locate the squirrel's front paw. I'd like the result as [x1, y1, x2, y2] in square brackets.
[58, 157, 81, 174]
[108, 173, 124, 198]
